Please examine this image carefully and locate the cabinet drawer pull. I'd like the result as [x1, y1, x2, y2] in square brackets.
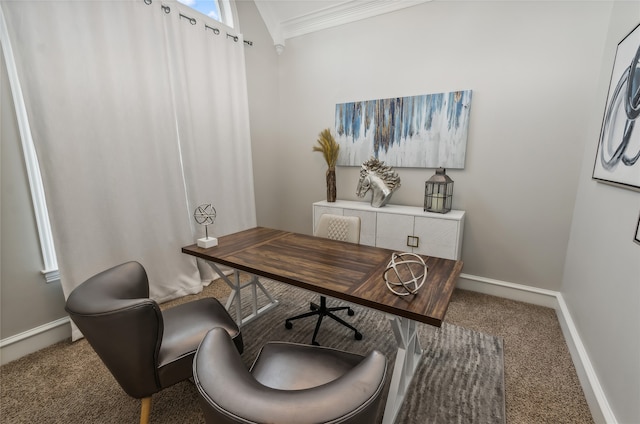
[407, 235, 419, 248]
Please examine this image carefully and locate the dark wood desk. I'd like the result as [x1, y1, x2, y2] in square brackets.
[182, 226, 463, 424]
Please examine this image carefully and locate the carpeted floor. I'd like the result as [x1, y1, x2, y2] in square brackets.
[445, 289, 593, 423]
[197, 277, 594, 424]
[228, 280, 506, 424]
[0, 277, 593, 423]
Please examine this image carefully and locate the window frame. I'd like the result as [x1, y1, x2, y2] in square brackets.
[1, 5, 59, 284]
[177, 0, 238, 29]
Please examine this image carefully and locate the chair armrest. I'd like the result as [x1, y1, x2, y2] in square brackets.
[194, 328, 387, 424]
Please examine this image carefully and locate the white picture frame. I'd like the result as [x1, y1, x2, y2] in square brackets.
[592, 23, 640, 191]
[335, 91, 472, 169]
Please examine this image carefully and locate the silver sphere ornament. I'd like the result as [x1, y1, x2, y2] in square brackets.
[194, 204, 217, 246]
[194, 204, 216, 227]
[383, 252, 427, 296]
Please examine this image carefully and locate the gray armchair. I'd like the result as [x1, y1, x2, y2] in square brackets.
[65, 261, 242, 424]
[193, 327, 387, 424]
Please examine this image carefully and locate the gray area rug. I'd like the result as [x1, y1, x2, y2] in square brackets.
[0, 279, 505, 423]
[230, 280, 505, 424]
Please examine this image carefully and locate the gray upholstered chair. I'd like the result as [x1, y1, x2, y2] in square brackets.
[193, 327, 387, 424]
[64, 261, 242, 424]
[285, 213, 363, 345]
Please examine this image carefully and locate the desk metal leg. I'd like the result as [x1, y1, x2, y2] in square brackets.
[206, 261, 279, 327]
[382, 316, 423, 424]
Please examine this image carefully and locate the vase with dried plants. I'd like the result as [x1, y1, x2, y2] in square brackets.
[313, 128, 339, 202]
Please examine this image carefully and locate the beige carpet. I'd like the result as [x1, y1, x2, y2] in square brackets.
[446, 289, 593, 423]
[0, 278, 592, 423]
[230, 280, 505, 423]
[212, 277, 594, 423]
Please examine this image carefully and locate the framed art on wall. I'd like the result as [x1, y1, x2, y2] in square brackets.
[592, 23, 640, 191]
[335, 90, 472, 169]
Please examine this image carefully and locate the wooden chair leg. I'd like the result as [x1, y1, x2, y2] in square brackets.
[140, 396, 152, 424]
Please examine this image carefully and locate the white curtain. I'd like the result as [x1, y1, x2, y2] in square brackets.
[2, 0, 256, 340]
[163, 1, 257, 281]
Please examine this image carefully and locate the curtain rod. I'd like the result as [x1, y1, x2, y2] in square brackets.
[143, 0, 253, 46]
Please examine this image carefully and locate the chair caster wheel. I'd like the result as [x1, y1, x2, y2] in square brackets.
[310, 303, 318, 311]
[347, 308, 355, 316]
[285, 321, 293, 330]
[355, 332, 363, 340]
[312, 341, 320, 346]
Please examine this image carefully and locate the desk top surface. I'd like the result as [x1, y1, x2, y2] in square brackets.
[182, 227, 463, 327]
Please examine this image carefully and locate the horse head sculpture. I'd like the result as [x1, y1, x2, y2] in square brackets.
[356, 158, 401, 208]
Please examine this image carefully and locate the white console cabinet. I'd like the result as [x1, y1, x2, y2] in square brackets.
[313, 200, 465, 260]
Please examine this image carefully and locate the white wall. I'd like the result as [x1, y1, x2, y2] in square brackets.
[246, 1, 611, 293]
[238, 1, 640, 420]
[236, 0, 281, 230]
[562, 2, 640, 423]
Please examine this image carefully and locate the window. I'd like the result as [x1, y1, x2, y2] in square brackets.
[177, 0, 234, 28]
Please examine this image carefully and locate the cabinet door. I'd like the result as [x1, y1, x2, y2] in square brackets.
[413, 216, 459, 260]
[343, 209, 376, 247]
[376, 212, 414, 252]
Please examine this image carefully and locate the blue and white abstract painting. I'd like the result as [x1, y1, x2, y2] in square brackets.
[335, 90, 472, 168]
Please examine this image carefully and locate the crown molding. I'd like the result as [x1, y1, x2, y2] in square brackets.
[255, 0, 431, 51]
[253, 1, 285, 46]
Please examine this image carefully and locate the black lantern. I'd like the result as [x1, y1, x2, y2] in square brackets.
[424, 168, 453, 213]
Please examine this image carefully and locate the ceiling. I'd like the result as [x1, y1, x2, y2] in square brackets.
[252, 0, 431, 52]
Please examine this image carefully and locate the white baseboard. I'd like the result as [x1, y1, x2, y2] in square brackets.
[555, 295, 617, 424]
[457, 273, 616, 424]
[457, 273, 559, 308]
[0, 316, 71, 365]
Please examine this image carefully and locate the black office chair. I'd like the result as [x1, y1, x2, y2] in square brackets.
[65, 261, 243, 424]
[284, 214, 363, 345]
[193, 327, 387, 424]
